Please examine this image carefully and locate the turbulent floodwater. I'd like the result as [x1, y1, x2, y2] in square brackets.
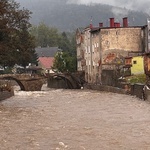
[1, 85, 150, 150]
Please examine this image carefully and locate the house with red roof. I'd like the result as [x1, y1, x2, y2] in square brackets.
[38, 57, 54, 73]
[35, 47, 61, 74]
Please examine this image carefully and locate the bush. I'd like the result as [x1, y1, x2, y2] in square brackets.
[126, 74, 146, 84]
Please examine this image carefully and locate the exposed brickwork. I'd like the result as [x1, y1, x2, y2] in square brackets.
[101, 28, 142, 52]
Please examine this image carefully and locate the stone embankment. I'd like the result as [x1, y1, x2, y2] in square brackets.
[84, 83, 148, 100]
[84, 84, 128, 94]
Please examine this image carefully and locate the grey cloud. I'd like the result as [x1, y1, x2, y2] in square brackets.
[112, 7, 129, 21]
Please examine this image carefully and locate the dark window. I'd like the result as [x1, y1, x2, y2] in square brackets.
[133, 60, 137, 64]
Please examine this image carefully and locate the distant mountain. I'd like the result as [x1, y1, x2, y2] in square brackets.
[16, 0, 150, 31]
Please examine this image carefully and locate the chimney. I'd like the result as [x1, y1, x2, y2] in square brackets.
[114, 23, 117, 27]
[117, 23, 121, 27]
[110, 18, 115, 27]
[114, 22, 121, 27]
[90, 24, 93, 29]
[99, 23, 103, 27]
[123, 17, 128, 27]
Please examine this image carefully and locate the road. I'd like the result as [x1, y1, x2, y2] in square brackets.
[0, 85, 150, 150]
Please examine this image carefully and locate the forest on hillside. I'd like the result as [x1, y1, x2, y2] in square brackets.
[16, 0, 150, 31]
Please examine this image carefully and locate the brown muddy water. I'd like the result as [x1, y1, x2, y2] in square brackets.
[1, 85, 150, 150]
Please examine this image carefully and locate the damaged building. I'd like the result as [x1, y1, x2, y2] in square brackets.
[76, 17, 148, 86]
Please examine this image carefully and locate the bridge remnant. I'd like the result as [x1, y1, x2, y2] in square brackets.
[47, 72, 85, 89]
[0, 74, 46, 91]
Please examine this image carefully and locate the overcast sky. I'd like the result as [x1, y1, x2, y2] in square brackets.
[16, 0, 150, 13]
[68, 0, 150, 13]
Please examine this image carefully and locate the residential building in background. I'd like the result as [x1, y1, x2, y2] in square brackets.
[38, 57, 54, 74]
[35, 47, 60, 57]
[35, 47, 61, 74]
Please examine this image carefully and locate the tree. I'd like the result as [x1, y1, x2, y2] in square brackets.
[16, 29, 36, 67]
[52, 52, 67, 73]
[52, 51, 76, 73]
[30, 23, 59, 47]
[58, 32, 71, 53]
[0, 0, 36, 68]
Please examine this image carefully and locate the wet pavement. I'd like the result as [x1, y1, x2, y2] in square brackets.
[1, 85, 150, 150]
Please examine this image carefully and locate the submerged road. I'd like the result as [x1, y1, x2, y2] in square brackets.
[0, 85, 150, 150]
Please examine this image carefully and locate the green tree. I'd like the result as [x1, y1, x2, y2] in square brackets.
[58, 32, 71, 53]
[0, 0, 36, 68]
[17, 29, 36, 67]
[30, 23, 59, 47]
[52, 51, 76, 73]
[52, 52, 66, 73]
[70, 32, 77, 56]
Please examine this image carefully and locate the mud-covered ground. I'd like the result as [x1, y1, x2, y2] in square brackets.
[1, 85, 150, 150]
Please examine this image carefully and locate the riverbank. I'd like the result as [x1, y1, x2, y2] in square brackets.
[84, 83, 147, 100]
[84, 84, 128, 94]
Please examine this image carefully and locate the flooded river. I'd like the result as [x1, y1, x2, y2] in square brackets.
[1, 85, 150, 150]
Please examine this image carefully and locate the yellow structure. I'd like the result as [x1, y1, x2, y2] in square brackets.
[131, 56, 144, 75]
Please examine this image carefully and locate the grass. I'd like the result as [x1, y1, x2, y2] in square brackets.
[125, 74, 146, 84]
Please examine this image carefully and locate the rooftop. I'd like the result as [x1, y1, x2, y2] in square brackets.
[35, 47, 61, 57]
[38, 57, 54, 69]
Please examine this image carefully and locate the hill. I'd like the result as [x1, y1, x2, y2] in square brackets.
[16, 0, 150, 31]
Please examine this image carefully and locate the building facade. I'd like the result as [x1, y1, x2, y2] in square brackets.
[76, 17, 147, 85]
[131, 56, 144, 75]
[76, 28, 85, 71]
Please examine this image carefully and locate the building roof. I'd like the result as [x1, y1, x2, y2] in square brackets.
[90, 26, 145, 33]
[35, 47, 61, 57]
[26, 66, 42, 71]
[38, 57, 54, 69]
